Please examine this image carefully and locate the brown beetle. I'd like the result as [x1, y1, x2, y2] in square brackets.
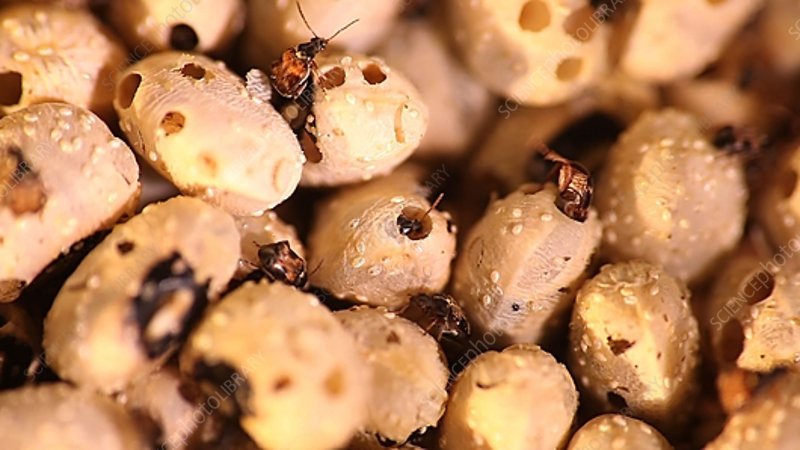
[400, 293, 470, 341]
[536, 145, 593, 223]
[269, 2, 358, 99]
[253, 240, 308, 288]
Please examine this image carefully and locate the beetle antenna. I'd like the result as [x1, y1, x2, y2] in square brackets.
[309, 258, 324, 277]
[423, 193, 445, 219]
[536, 143, 569, 165]
[327, 18, 360, 41]
[296, 1, 320, 38]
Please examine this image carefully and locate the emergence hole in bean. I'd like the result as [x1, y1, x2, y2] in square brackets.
[780, 169, 797, 198]
[180, 63, 206, 80]
[319, 66, 346, 89]
[519, 0, 550, 32]
[170, 24, 200, 51]
[720, 320, 745, 363]
[556, 58, 583, 81]
[324, 368, 345, 396]
[0, 72, 22, 106]
[607, 391, 628, 409]
[397, 206, 434, 240]
[745, 271, 774, 305]
[160, 112, 186, 136]
[563, 6, 597, 42]
[362, 63, 387, 85]
[117, 73, 142, 109]
[300, 131, 323, 163]
[607, 337, 634, 355]
[273, 376, 292, 392]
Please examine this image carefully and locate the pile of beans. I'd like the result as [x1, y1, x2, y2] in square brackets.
[1, 1, 800, 449]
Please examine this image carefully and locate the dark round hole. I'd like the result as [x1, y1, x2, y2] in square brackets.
[397, 206, 433, 240]
[607, 391, 628, 409]
[117, 73, 142, 109]
[720, 320, 745, 364]
[0, 72, 22, 106]
[519, 0, 551, 32]
[745, 271, 775, 306]
[179, 63, 206, 80]
[170, 24, 199, 51]
[160, 111, 186, 136]
[300, 131, 322, 163]
[362, 64, 387, 85]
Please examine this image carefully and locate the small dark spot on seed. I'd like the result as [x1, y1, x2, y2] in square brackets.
[199, 153, 218, 176]
[511, 303, 521, 312]
[324, 368, 344, 396]
[117, 241, 135, 254]
[273, 376, 292, 391]
[386, 330, 401, 344]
